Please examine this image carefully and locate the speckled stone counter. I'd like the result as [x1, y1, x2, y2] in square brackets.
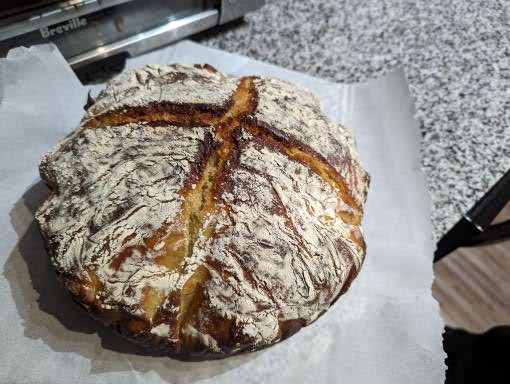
[196, 0, 510, 240]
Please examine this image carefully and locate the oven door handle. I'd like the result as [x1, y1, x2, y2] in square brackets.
[68, 9, 219, 68]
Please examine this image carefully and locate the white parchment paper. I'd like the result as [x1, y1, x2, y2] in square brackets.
[0, 42, 445, 383]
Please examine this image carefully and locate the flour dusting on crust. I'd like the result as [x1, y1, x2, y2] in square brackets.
[86, 64, 239, 119]
[36, 64, 369, 358]
[37, 124, 215, 312]
[196, 137, 363, 345]
[252, 77, 368, 206]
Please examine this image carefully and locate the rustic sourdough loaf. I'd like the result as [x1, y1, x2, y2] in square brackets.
[36, 64, 369, 359]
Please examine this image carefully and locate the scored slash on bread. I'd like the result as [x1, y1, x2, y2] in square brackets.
[36, 64, 369, 359]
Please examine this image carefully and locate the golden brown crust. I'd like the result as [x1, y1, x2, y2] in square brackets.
[83, 102, 223, 128]
[36, 64, 369, 359]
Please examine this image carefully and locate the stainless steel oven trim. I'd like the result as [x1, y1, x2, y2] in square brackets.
[0, 0, 133, 40]
[67, 9, 219, 68]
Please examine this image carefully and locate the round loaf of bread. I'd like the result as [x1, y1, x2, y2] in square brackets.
[36, 64, 369, 359]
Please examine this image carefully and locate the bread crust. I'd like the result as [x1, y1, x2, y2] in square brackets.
[36, 64, 369, 359]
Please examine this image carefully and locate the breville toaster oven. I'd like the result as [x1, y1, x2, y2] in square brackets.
[0, 0, 264, 68]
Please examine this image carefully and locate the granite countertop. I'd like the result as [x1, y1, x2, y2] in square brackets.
[196, 0, 510, 241]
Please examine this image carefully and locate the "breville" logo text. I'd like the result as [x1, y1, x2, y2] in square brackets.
[39, 17, 87, 38]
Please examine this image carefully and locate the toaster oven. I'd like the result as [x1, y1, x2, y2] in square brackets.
[0, 0, 264, 68]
